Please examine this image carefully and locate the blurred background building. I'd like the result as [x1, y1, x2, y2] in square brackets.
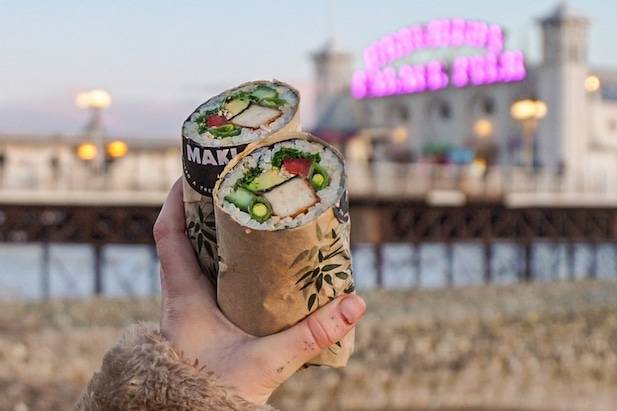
[314, 2, 617, 192]
[1, 2, 616, 196]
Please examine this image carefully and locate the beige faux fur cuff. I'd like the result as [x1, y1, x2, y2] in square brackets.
[74, 323, 275, 411]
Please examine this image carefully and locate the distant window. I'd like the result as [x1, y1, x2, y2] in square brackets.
[439, 101, 451, 119]
[482, 97, 496, 115]
[428, 99, 452, 121]
[388, 102, 410, 123]
[471, 95, 495, 117]
[398, 105, 410, 121]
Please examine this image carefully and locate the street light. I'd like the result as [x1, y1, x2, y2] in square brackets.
[510, 99, 548, 171]
[473, 118, 493, 139]
[76, 142, 98, 161]
[75, 89, 128, 188]
[584, 75, 600, 93]
[76, 89, 113, 172]
[106, 140, 128, 159]
[390, 126, 408, 143]
[76, 89, 112, 109]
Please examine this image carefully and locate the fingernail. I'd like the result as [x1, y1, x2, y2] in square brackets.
[339, 295, 366, 325]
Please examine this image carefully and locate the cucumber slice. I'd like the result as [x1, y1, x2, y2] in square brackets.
[249, 197, 272, 222]
[309, 164, 330, 190]
[209, 124, 241, 138]
[251, 85, 277, 100]
[259, 97, 286, 108]
[224, 187, 256, 211]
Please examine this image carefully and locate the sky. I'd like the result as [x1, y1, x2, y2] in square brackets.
[2, 0, 616, 138]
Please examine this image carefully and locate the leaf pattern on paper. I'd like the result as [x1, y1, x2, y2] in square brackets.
[187, 204, 218, 284]
[291, 220, 354, 318]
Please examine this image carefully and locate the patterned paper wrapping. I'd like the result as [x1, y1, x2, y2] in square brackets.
[182, 80, 300, 284]
[212, 132, 355, 368]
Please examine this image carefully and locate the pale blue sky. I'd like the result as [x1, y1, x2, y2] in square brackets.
[1, 0, 615, 137]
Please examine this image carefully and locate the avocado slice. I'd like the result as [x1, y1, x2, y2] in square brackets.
[244, 169, 291, 193]
[251, 85, 277, 100]
[224, 187, 256, 211]
[223, 98, 251, 119]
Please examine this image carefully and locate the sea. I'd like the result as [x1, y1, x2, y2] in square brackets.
[1, 242, 616, 300]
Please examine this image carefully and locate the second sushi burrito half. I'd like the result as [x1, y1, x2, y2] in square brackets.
[213, 131, 354, 368]
[182, 80, 300, 283]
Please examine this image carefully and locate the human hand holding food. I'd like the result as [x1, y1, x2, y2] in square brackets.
[154, 178, 366, 405]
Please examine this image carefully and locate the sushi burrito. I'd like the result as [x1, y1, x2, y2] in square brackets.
[181, 80, 300, 284]
[212, 131, 355, 367]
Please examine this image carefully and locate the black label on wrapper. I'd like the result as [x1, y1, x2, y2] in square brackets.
[182, 135, 248, 196]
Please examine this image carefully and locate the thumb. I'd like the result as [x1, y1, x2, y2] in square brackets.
[252, 294, 366, 381]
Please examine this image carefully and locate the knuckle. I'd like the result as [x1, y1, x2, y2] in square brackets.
[305, 315, 335, 351]
[152, 219, 170, 243]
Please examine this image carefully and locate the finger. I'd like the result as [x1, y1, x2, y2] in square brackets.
[250, 294, 366, 381]
[153, 177, 215, 301]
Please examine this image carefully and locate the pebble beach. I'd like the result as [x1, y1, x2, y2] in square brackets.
[1, 280, 616, 411]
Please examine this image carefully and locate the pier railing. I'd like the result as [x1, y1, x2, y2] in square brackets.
[348, 162, 617, 204]
[2, 162, 617, 206]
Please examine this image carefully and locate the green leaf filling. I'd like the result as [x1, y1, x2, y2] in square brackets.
[235, 167, 262, 189]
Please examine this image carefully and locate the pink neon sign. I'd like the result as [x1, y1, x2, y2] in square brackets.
[351, 18, 527, 99]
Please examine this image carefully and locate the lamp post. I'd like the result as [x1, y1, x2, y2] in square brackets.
[75, 90, 128, 187]
[76, 89, 111, 171]
[510, 99, 548, 172]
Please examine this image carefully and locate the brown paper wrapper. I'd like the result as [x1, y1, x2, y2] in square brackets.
[213, 131, 355, 368]
[182, 80, 300, 284]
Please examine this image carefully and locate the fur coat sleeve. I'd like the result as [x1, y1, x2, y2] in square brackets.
[74, 323, 276, 411]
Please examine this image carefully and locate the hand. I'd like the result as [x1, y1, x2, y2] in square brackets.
[153, 179, 366, 405]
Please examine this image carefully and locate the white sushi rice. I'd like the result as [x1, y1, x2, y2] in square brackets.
[217, 139, 345, 231]
[182, 82, 299, 147]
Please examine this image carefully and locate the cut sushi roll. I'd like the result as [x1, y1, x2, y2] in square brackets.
[213, 132, 354, 368]
[182, 80, 300, 199]
[183, 81, 299, 149]
[216, 135, 344, 230]
[182, 80, 300, 285]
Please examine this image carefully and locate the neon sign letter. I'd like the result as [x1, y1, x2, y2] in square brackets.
[351, 18, 526, 99]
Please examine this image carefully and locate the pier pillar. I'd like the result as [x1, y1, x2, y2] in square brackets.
[94, 244, 104, 295]
[568, 242, 576, 280]
[445, 242, 454, 286]
[589, 242, 597, 279]
[483, 241, 493, 284]
[412, 242, 421, 287]
[41, 239, 51, 299]
[375, 243, 384, 287]
[522, 242, 533, 282]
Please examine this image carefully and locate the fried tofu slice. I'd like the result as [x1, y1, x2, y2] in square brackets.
[262, 177, 319, 218]
[230, 104, 282, 129]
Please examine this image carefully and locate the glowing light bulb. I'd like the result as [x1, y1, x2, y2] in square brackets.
[584, 75, 600, 92]
[106, 140, 128, 159]
[77, 142, 98, 160]
[76, 89, 112, 109]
